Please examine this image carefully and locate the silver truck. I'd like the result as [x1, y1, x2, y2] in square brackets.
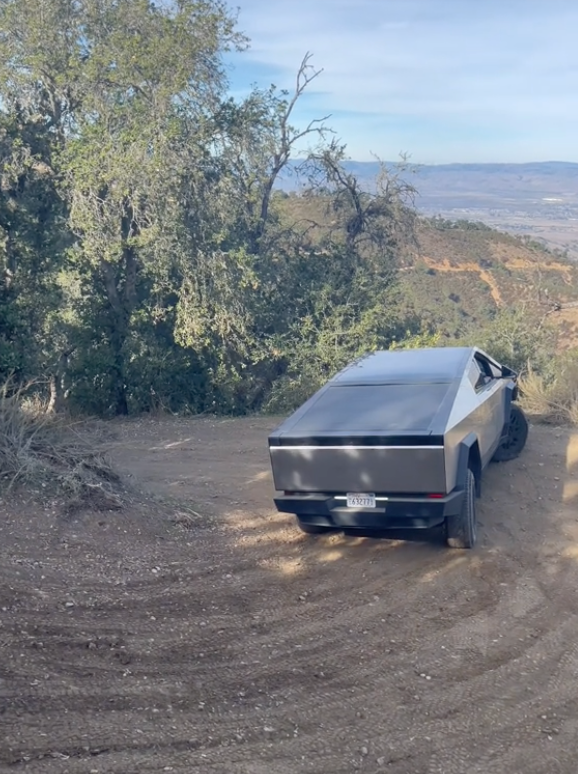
[268, 346, 528, 548]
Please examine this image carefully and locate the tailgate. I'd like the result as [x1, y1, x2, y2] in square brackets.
[269, 444, 446, 494]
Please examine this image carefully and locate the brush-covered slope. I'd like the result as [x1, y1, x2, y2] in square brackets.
[400, 219, 578, 347]
[274, 190, 578, 350]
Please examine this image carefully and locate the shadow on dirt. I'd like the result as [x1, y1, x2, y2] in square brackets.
[338, 525, 447, 545]
[107, 415, 578, 587]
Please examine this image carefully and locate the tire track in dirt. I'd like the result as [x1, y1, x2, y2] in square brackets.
[3, 418, 578, 772]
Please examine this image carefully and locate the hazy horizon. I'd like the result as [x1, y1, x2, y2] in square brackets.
[297, 159, 578, 167]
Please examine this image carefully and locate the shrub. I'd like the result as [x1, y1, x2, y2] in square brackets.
[262, 370, 324, 416]
[459, 307, 557, 376]
[519, 352, 578, 425]
[0, 380, 122, 510]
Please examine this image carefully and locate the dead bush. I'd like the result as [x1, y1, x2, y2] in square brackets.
[519, 359, 578, 426]
[0, 380, 122, 510]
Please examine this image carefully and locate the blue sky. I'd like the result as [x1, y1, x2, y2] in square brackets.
[225, 0, 578, 164]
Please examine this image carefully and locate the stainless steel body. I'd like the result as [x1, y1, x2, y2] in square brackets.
[270, 348, 514, 493]
[442, 353, 510, 492]
[269, 348, 513, 494]
[268, 347, 519, 533]
[270, 444, 447, 494]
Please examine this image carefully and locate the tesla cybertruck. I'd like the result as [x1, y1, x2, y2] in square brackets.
[268, 347, 528, 549]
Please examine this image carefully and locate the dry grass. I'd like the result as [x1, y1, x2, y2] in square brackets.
[0, 381, 122, 511]
[519, 361, 578, 425]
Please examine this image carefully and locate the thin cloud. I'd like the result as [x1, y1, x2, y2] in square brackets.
[226, 0, 578, 162]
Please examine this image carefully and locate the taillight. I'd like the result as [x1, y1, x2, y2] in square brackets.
[427, 493, 445, 499]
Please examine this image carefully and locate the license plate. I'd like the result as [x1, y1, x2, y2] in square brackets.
[346, 493, 376, 508]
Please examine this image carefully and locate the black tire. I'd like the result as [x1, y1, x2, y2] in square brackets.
[445, 468, 477, 549]
[492, 404, 529, 462]
[296, 518, 335, 535]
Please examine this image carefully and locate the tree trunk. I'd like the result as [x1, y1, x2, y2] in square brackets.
[100, 258, 129, 415]
[110, 319, 129, 415]
[99, 202, 139, 417]
[47, 347, 76, 413]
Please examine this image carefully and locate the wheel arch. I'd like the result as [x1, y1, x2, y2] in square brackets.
[503, 380, 516, 431]
[457, 432, 482, 498]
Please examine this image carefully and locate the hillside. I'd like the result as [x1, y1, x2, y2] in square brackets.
[276, 186, 578, 353]
[399, 219, 578, 348]
[279, 161, 578, 259]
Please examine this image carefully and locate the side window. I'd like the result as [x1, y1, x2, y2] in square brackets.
[490, 361, 502, 378]
[476, 356, 500, 379]
[468, 358, 493, 391]
[467, 360, 483, 389]
[473, 356, 499, 390]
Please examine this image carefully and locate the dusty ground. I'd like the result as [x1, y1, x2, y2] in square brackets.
[3, 416, 578, 773]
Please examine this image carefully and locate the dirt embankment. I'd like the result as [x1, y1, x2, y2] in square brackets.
[2, 417, 578, 773]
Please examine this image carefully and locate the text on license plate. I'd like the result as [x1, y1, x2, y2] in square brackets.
[346, 493, 376, 508]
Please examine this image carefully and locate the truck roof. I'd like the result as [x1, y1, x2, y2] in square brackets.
[332, 347, 474, 386]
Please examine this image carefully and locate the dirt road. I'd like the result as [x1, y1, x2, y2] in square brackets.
[2, 416, 578, 773]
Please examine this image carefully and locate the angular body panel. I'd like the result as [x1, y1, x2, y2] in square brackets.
[270, 444, 446, 494]
[443, 375, 508, 492]
[267, 346, 523, 540]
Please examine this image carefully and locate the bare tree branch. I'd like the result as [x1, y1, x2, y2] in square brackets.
[255, 52, 334, 247]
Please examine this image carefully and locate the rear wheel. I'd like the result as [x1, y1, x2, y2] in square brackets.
[296, 518, 335, 535]
[445, 468, 477, 549]
[492, 404, 529, 462]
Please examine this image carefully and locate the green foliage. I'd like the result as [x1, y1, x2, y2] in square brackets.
[0, 1, 572, 421]
[430, 216, 492, 232]
[458, 306, 557, 375]
[518, 349, 578, 425]
[389, 329, 442, 350]
[0, 0, 416, 416]
[0, 110, 69, 382]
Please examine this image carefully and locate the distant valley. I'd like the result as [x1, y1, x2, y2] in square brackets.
[280, 160, 578, 259]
